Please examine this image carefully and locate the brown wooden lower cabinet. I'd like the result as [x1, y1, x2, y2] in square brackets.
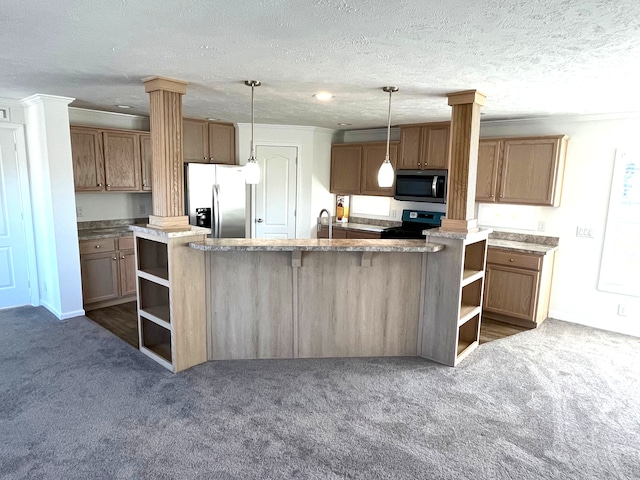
[483, 247, 555, 328]
[318, 226, 381, 239]
[80, 236, 137, 311]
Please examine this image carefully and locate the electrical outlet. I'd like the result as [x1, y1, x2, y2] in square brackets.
[576, 226, 594, 238]
[76, 206, 83, 217]
[390, 209, 397, 218]
[538, 221, 546, 232]
[617, 304, 627, 316]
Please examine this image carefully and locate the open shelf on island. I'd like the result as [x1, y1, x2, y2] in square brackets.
[457, 314, 480, 362]
[462, 268, 484, 286]
[464, 240, 487, 272]
[137, 237, 168, 280]
[139, 305, 172, 329]
[140, 317, 172, 363]
[139, 278, 170, 324]
[459, 277, 483, 324]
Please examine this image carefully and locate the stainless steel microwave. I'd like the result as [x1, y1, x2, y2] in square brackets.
[394, 169, 447, 203]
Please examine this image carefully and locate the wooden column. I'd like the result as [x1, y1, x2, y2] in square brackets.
[440, 90, 486, 233]
[142, 76, 189, 229]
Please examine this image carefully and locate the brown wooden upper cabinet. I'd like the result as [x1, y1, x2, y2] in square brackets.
[476, 135, 568, 207]
[399, 123, 450, 170]
[183, 119, 236, 164]
[71, 126, 149, 193]
[330, 144, 362, 195]
[330, 142, 399, 197]
[139, 133, 152, 192]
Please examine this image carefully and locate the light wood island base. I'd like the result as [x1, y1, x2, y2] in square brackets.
[131, 233, 492, 372]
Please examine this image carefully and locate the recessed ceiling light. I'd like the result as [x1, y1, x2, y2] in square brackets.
[313, 92, 334, 101]
[207, 117, 221, 121]
[117, 105, 132, 109]
[337, 123, 351, 126]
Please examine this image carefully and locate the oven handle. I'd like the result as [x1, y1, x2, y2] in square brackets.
[432, 176, 438, 198]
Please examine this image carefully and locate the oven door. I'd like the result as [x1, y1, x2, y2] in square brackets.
[394, 169, 447, 203]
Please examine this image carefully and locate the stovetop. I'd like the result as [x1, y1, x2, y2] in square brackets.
[381, 210, 444, 239]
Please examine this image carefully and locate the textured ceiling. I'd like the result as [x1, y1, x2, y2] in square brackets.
[2, 0, 640, 129]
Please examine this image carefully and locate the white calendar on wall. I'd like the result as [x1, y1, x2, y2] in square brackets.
[598, 150, 640, 297]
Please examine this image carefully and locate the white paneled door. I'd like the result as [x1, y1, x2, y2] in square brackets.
[255, 145, 298, 239]
[0, 128, 31, 308]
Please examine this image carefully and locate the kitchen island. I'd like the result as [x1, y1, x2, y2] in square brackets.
[132, 227, 491, 372]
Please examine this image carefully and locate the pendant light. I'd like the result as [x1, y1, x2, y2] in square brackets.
[244, 80, 261, 184]
[378, 86, 398, 188]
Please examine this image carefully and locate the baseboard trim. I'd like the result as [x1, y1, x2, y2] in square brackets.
[40, 300, 61, 319]
[60, 309, 85, 320]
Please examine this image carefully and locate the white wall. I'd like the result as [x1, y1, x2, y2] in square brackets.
[236, 123, 336, 238]
[69, 108, 152, 221]
[21, 95, 84, 319]
[479, 114, 640, 337]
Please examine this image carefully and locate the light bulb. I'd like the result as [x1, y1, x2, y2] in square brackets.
[377, 160, 394, 188]
[245, 160, 261, 185]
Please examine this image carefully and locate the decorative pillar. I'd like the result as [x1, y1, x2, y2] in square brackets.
[142, 76, 189, 229]
[440, 90, 486, 233]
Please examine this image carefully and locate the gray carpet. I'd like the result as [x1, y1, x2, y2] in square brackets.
[1, 306, 639, 480]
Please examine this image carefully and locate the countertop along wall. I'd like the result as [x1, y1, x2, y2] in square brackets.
[479, 114, 640, 337]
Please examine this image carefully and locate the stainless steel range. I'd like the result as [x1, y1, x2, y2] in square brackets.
[381, 209, 444, 239]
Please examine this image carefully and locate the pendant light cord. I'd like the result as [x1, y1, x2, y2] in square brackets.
[251, 83, 255, 158]
[385, 89, 392, 161]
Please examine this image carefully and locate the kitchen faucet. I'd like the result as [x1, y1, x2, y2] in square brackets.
[317, 208, 332, 239]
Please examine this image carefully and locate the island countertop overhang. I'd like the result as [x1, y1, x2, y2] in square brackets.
[188, 238, 445, 253]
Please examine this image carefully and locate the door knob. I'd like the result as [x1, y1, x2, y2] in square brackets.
[256, 218, 264, 223]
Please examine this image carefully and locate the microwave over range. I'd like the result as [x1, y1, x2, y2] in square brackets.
[394, 169, 447, 203]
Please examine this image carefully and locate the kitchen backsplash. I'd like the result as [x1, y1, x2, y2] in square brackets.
[77, 218, 148, 230]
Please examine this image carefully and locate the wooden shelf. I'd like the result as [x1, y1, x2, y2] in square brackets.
[139, 305, 172, 328]
[140, 345, 173, 371]
[462, 269, 484, 286]
[456, 340, 479, 362]
[138, 269, 170, 287]
[458, 304, 482, 326]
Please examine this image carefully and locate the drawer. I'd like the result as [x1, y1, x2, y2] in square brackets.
[487, 248, 542, 271]
[79, 238, 116, 255]
[118, 236, 134, 250]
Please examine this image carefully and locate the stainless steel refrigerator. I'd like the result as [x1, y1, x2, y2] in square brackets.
[184, 163, 248, 238]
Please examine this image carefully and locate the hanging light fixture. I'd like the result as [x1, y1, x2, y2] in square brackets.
[378, 86, 398, 188]
[244, 80, 261, 185]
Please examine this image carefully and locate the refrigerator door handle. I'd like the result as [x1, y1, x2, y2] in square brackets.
[213, 184, 221, 238]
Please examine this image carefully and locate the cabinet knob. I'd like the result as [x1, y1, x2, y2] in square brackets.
[417, 162, 421, 166]
[97, 183, 103, 187]
[107, 184, 111, 187]
[500, 194, 503, 198]
[95, 245, 101, 249]
[121, 255, 125, 259]
[112, 257, 117, 260]
[509, 258, 514, 262]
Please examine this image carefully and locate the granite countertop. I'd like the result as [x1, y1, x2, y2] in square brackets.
[487, 231, 559, 255]
[78, 226, 135, 241]
[130, 224, 211, 238]
[487, 239, 558, 255]
[189, 238, 444, 253]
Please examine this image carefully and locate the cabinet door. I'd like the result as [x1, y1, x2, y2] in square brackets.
[483, 264, 540, 322]
[360, 142, 397, 196]
[346, 230, 381, 239]
[476, 140, 501, 202]
[399, 126, 421, 169]
[330, 145, 362, 194]
[422, 126, 450, 169]
[499, 138, 560, 206]
[208, 123, 236, 164]
[80, 251, 120, 304]
[318, 226, 347, 239]
[70, 127, 104, 191]
[103, 131, 141, 191]
[118, 249, 137, 297]
[139, 133, 152, 191]
[183, 119, 209, 163]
